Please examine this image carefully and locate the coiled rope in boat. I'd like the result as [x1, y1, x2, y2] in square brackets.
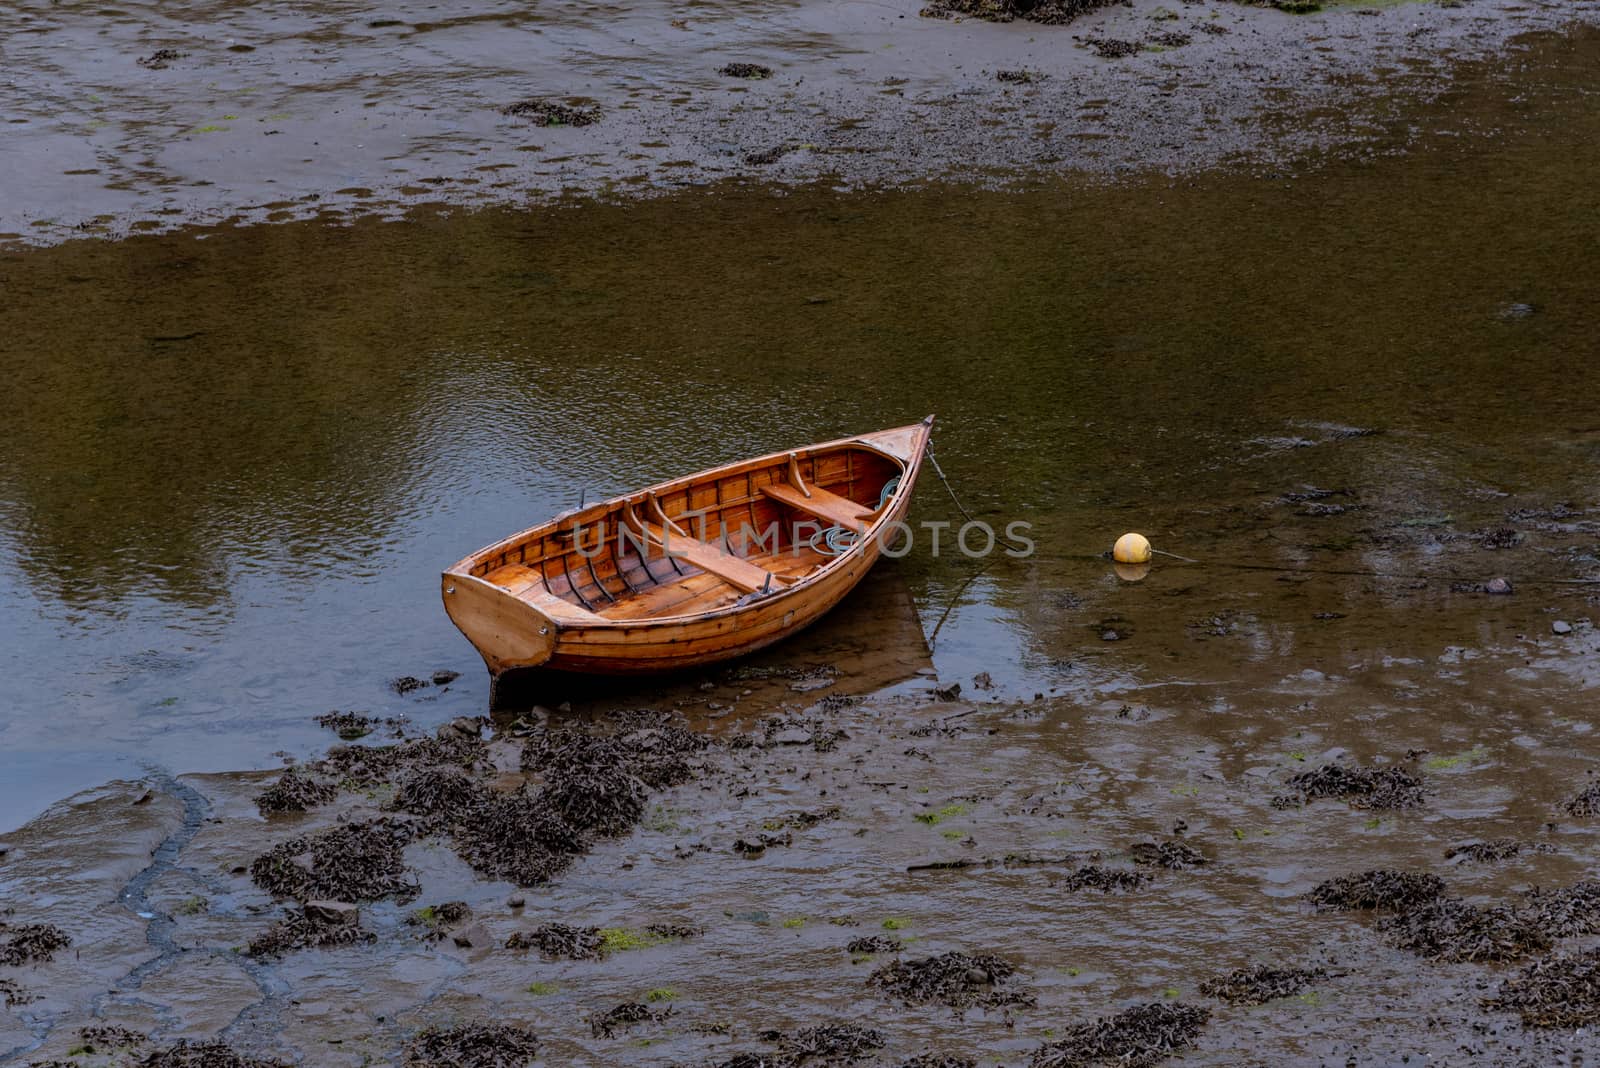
[806, 476, 901, 557]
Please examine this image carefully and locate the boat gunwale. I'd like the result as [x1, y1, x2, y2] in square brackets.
[443, 423, 931, 629]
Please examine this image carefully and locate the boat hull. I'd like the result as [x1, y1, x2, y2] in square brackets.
[441, 419, 932, 680]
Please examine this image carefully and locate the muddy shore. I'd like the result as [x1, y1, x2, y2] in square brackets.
[3, 0, 1597, 245]
[6, 677, 1600, 1065]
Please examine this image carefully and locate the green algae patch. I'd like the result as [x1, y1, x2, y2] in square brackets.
[526, 981, 559, 995]
[599, 927, 668, 953]
[915, 803, 968, 826]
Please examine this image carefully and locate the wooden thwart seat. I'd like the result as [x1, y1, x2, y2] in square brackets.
[636, 520, 780, 594]
[762, 481, 873, 531]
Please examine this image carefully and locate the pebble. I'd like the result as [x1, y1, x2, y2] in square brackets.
[1485, 577, 1514, 595]
[507, 894, 526, 908]
[1553, 620, 1573, 635]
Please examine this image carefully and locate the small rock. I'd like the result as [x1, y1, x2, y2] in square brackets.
[431, 669, 460, 686]
[1553, 620, 1573, 635]
[1101, 630, 1120, 641]
[1485, 577, 1514, 595]
[507, 894, 526, 909]
[452, 923, 489, 948]
[304, 901, 359, 926]
[771, 727, 813, 746]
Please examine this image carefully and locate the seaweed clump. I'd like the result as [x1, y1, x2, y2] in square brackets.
[134, 1041, 288, 1068]
[1306, 870, 1445, 912]
[1565, 778, 1600, 816]
[246, 902, 373, 958]
[403, 1023, 540, 1067]
[1445, 838, 1551, 863]
[1059, 865, 1149, 892]
[1309, 870, 1562, 963]
[719, 62, 773, 79]
[847, 935, 903, 954]
[254, 766, 337, 815]
[1272, 763, 1426, 810]
[1379, 897, 1553, 962]
[777, 1024, 885, 1060]
[1520, 881, 1600, 938]
[0, 919, 71, 965]
[590, 1002, 671, 1039]
[1487, 948, 1600, 1028]
[1085, 38, 1143, 58]
[78, 1026, 147, 1051]
[1029, 1003, 1210, 1067]
[920, 0, 1120, 25]
[249, 818, 418, 904]
[314, 711, 380, 740]
[1199, 965, 1327, 1005]
[501, 99, 602, 127]
[505, 922, 603, 960]
[868, 951, 1034, 1010]
[1130, 841, 1206, 870]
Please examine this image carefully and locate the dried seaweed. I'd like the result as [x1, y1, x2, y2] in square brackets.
[1445, 838, 1551, 863]
[1273, 763, 1426, 810]
[0, 978, 33, 1007]
[314, 711, 380, 740]
[246, 903, 373, 958]
[501, 99, 602, 127]
[390, 765, 490, 825]
[1306, 870, 1446, 912]
[590, 1002, 670, 1039]
[1198, 965, 1326, 1005]
[848, 935, 903, 954]
[505, 922, 602, 960]
[1380, 897, 1553, 962]
[1059, 865, 1149, 892]
[719, 62, 773, 79]
[1029, 1003, 1210, 1068]
[248, 818, 418, 903]
[135, 1041, 289, 1068]
[920, 0, 1120, 25]
[1521, 881, 1600, 938]
[78, 1025, 148, 1050]
[254, 766, 337, 815]
[0, 920, 71, 965]
[1129, 841, 1206, 870]
[1487, 948, 1600, 1028]
[868, 951, 1034, 1009]
[403, 1023, 541, 1067]
[778, 1024, 884, 1060]
[1565, 779, 1600, 816]
[451, 786, 586, 886]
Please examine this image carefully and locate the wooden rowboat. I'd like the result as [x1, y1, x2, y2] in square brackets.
[442, 417, 934, 683]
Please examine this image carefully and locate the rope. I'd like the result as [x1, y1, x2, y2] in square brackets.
[1082, 549, 1600, 586]
[925, 441, 977, 524]
[806, 476, 902, 557]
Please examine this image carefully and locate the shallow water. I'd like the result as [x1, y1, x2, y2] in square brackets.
[3, 26, 1600, 829]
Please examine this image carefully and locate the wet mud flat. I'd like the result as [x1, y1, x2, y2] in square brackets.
[7, 641, 1600, 1068]
[2, 0, 1597, 243]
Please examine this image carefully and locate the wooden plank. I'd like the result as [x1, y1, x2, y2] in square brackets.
[762, 481, 871, 530]
[599, 572, 733, 621]
[638, 521, 778, 594]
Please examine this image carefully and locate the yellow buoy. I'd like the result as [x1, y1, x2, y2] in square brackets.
[1113, 532, 1152, 564]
